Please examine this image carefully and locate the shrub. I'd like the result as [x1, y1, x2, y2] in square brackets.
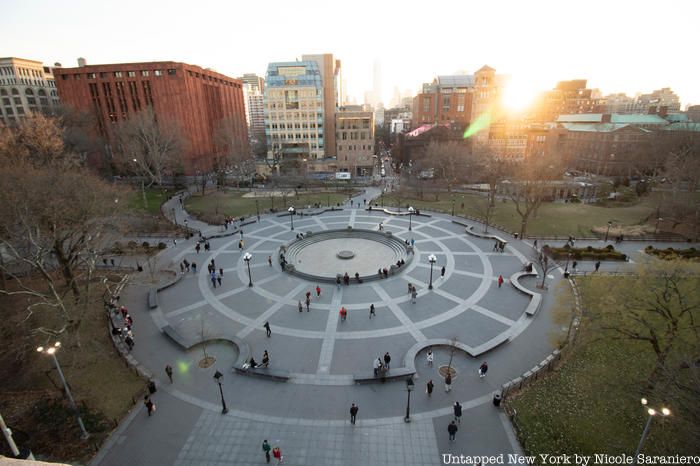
[605, 244, 614, 251]
[142, 241, 150, 249]
[157, 242, 167, 250]
[127, 241, 138, 249]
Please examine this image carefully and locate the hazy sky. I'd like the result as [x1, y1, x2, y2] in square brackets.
[3, 0, 698, 108]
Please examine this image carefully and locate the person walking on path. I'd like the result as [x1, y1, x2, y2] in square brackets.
[572, 260, 578, 272]
[262, 350, 270, 367]
[411, 288, 417, 304]
[448, 421, 458, 441]
[479, 361, 488, 378]
[373, 357, 382, 377]
[298, 300, 303, 313]
[369, 303, 376, 319]
[305, 296, 311, 312]
[336, 276, 341, 289]
[339, 307, 347, 321]
[272, 446, 283, 464]
[216, 273, 222, 287]
[498, 275, 504, 288]
[534, 239, 538, 250]
[383, 352, 391, 370]
[408, 282, 413, 295]
[191, 262, 197, 274]
[238, 239, 244, 250]
[441, 266, 446, 278]
[144, 395, 155, 417]
[445, 373, 452, 392]
[427, 349, 434, 367]
[210, 271, 217, 288]
[454, 401, 462, 423]
[262, 440, 271, 463]
[426, 380, 434, 397]
[165, 365, 173, 383]
[268, 255, 273, 267]
[316, 285, 321, 297]
[350, 403, 358, 425]
[219, 267, 223, 277]
[195, 243, 201, 254]
[264, 321, 272, 337]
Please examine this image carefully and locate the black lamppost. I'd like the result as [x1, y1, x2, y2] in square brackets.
[633, 399, 670, 465]
[404, 378, 415, 423]
[655, 217, 663, 235]
[408, 206, 415, 231]
[428, 254, 437, 290]
[604, 221, 612, 242]
[288, 206, 295, 231]
[451, 197, 455, 217]
[37, 342, 89, 439]
[213, 370, 229, 414]
[243, 252, 253, 287]
[255, 199, 260, 221]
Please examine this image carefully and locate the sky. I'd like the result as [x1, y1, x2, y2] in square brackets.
[3, 0, 699, 109]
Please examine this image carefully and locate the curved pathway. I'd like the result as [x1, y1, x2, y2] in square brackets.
[93, 188, 566, 466]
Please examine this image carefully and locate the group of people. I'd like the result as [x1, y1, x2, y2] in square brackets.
[372, 352, 392, 376]
[195, 241, 211, 254]
[261, 440, 283, 464]
[109, 304, 136, 351]
[179, 259, 196, 274]
[248, 350, 270, 369]
[493, 241, 506, 253]
[408, 283, 418, 303]
[222, 216, 240, 231]
[298, 287, 322, 312]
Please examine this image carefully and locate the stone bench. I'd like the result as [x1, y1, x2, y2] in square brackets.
[161, 325, 251, 370]
[147, 287, 158, 309]
[353, 367, 414, 384]
[462, 224, 508, 247]
[369, 208, 431, 217]
[232, 365, 290, 382]
[509, 271, 542, 316]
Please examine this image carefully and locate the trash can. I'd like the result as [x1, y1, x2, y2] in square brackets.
[148, 380, 157, 394]
[493, 393, 502, 407]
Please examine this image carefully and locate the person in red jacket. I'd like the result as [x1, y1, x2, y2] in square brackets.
[339, 307, 347, 321]
[498, 275, 504, 288]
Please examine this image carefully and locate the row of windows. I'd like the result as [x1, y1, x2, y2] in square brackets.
[267, 112, 323, 120]
[62, 69, 176, 81]
[269, 122, 322, 130]
[268, 102, 322, 110]
[0, 78, 55, 87]
[339, 132, 370, 140]
[0, 66, 45, 78]
[270, 133, 320, 140]
[0, 87, 57, 97]
[338, 144, 373, 152]
[337, 120, 371, 130]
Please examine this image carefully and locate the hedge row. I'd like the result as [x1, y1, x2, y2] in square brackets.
[543, 244, 627, 261]
[644, 246, 700, 261]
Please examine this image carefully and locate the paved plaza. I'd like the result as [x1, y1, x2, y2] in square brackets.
[93, 188, 575, 466]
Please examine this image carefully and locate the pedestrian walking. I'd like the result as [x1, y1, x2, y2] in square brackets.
[595, 260, 601, 272]
[445, 373, 452, 392]
[339, 307, 347, 321]
[262, 440, 271, 463]
[216, 274, 222, 286]
[572, 260, 578, 271]
[369, 303, 376, 319]
[479, 361, 488, 378]
[350, 403, 358, 425]
[204, 241, 210, 252]
[408, 282, 413, 295]
[411, 288, 417, 304]
[219, 267, 223, 277]
[264, 321, 271, 337]
[125, 334, 135, 350]
[336, 276, 341, 289]
[426, 379, 434, 396]
[210, 271, 217, 288]
[165, 364, 173, 383]
[195, 243, 201, 254]
[448, 421, 458, 441]
[268, 255, 273, 267]
[493, 241, 499, 252]
[534, 239, 538, 250]
[262, 350, 270, 367]
[191, 262, 197, 273]
[305, 297, 311, 312]
[316, 285, 321, 297]
[272, 446, 283, 464]
[144, 395, 155, 417]
[298, 300, 303, 313]
[384, 352, 391, 370]
[373, 357, 382, 377]
[180, 262, 185, 274]
[441, 266, 446, 278]
[238, 239, 244, 250]
[240, 229, 244, 239]
[498, 275, 504, 288]
[426, 348, 434, 366]
[454, 401, 462, 423]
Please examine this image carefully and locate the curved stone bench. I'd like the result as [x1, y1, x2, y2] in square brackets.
[275, 207, 344, 218]
[510, 271, 542, 316]
[368, 208, 431, 218]
[461, 223, 509, 247]
[233, 365, 290, 381]
[148, 288, 158, 309]
[353, 367, 414, 384]
[203, 219, 258, 241]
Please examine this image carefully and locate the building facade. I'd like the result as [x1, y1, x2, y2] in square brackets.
[335, 106, 374, 176]
[412, 74, 474, 129]
[532, 79, 600, 123]
[0, 57, 60, 126]
[264, 61, 326, 163]
[240, 73, 266, 156]
[54, 60, 248, 173]
[600, 88, 681, 115]
[301, 54, 341, 157]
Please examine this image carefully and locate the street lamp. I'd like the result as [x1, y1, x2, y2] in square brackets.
[404, 378, 415, 423]
[255, 199, 260, 221]
[451, 197, 455, 217]
[633, 398, 670, 465]
[428, 254, 437, 290]
[408, 206, 415, 231]
[564, 252, 572, 275]
[655, 218, 663, 235]
[213, 370, 229, 414]
[604, 221, 613, 242]
[133, 158, 147, 209]
[243, 252, 253, 287]
[37, 342, 90, 439]
[288, 206, 295, 231]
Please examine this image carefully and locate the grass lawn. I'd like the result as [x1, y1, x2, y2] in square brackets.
[509, 275, 697, 456]
[185, 189, 357, 223]
[0, 275, 145, 463]
[127, 187, 175, 215]
[380, 190, 698, 237]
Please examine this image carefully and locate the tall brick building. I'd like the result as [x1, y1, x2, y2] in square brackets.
[54, 61, 248, 173]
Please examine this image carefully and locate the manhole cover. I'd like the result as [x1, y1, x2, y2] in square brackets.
[438, 365, 457, 379]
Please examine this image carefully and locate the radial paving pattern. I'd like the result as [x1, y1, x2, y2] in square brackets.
[158, 208, 538, 383]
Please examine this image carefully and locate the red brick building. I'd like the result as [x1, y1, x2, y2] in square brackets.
[54, 61, 248, 173]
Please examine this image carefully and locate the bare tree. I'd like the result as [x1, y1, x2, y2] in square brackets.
[508, 155, 561, 237]
[213, 118, 254, 189]
[114, 107, 184, 188]
[533, 247, 560, 289]
[422, 141, 470, 193]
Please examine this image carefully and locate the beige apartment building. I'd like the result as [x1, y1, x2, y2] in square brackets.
[0, 57, 60, 126]
[336, 106, 375, 176]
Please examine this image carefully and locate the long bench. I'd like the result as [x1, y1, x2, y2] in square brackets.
[509, 271, 542, 316]
[368, 207, 432, 217]
[233, 365, 290, 381]
[353, 367, 414, 384]
[462, 223, 509, 247]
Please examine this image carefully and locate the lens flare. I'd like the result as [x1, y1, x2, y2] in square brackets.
[463, 112, 492, 139]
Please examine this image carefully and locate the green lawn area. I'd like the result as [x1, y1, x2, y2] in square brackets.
[380, 190, 697, 237]
[127, 187, 174, 215]
[185, 190, 356, 223]
[510, 274, 697, 456]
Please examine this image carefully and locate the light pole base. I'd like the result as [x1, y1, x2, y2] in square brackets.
[222, 408, 229, 415]
[428, 284, 433, 290]
[80, 432, 90, 440]
[248, 282, 253, 287]
[404, 417, 411, 423]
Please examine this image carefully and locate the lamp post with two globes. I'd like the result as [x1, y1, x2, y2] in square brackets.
[632, 398, 670, 465]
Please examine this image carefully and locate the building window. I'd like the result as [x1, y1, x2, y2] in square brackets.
[141, 70, 150, 77]
[167, 69, 176, 76]
[154, 70, 163, 77]
[87, 72, 96, 79]
[100, 72, 108, 78]
[13, 97, 21, 105]
[61, 74, 68, 80]
[1, 98, 9, 105]
[114, 71, 122, 78]
[423, 98, 430, 112]
[4, 107, 13, 115]
[16, 106, 25, 115]
[27, 97, 36, 105]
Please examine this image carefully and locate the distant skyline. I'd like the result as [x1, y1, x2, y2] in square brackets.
[3, 0, 699, 109]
